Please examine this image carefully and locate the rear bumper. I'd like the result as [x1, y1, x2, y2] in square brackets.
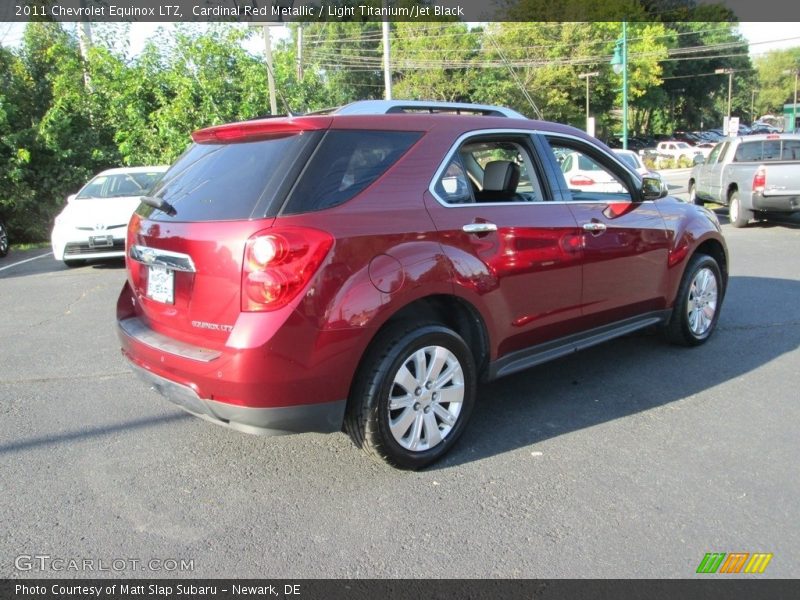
[129, 362, 346, 436]
[751, 192, 800, 213]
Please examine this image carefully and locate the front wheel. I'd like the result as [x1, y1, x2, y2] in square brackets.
[728, 191, 751, 228]
[346, 324, 477, 470]
[665, 254, 723, 346]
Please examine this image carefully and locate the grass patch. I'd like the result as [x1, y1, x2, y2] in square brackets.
[11, 242, 50, 251]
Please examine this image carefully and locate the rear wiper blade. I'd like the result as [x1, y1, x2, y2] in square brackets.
[139, 195, 177, 217]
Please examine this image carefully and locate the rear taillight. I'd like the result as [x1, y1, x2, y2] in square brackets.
[570, 175, 595, 186]
[753, 167, 766, 193]
[242, 227, 333, 312]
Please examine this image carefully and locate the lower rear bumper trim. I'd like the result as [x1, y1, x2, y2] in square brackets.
[129, 363, 346, 436]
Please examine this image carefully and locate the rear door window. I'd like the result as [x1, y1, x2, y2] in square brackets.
[140, 132, 322, 222]
[282, 130, 422, 215]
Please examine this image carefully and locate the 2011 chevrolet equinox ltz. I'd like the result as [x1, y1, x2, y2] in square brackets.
[117, 100, 728, 469]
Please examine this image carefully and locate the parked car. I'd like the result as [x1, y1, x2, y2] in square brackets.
[656, 141, 704, 164]
[117, 100, 728, 469]
[51, 166, 168, 266]
[694, 142, 717, 158]
[613, 148, 662, 180]
[0, 217, 8, 257]
[560, 150, 627, 193]
[688, 133, 800, 227]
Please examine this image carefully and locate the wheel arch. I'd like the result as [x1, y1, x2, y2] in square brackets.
[693, 238, 729, 291]
[726, 183, 739, 202]
[347, 294, 490, 402]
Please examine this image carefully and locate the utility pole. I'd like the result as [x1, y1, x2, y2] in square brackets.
[381, 4, 392, 100]
[794, 69, 798, 133]
[577, 71, 599, 135]
[263, 25, 278, 115]
[77, 19, 93, 91]
[296, 25, 303, 81]
[751, 88, 756, 120]
[715, 68, 734, 121]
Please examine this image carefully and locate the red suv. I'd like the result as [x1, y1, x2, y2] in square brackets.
[117, 101, 728, 469]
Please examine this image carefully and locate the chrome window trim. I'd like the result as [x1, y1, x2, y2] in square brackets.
[428, 129, 646, 208]
[130, 245, 196, 273]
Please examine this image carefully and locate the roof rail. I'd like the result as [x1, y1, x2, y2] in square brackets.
[331, 100, 528, 119]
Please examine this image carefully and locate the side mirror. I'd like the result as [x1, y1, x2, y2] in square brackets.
[66, 194, 76, 204]
[641, 175, 667, 201]
[693, 155, 705, 166]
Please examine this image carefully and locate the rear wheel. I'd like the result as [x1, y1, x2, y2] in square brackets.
[665, 254, 723, 346]
[688, 183, 703, 206]
[63, 259, 86, 268]
[346, 324, 476, 470]
[728, 190, 751, 228]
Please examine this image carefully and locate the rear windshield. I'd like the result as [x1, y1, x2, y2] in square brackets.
[139, 131, 322, 222]
[282, 130, 422, 215]
[733, 139, 800, 162]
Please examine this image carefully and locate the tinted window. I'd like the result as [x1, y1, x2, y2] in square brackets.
[782, 140, 800, 160]
[705, 143, 723, 165]
[434, 156, 474, 204]
[734, 142, 762, 162]
[283, 130, 421, 214]
[141, 132, 321, 222]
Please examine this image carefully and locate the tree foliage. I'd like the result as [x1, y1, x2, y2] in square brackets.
[0, 19, 760, 243]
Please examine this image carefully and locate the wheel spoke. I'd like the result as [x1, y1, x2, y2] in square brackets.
[434, 361, 461, 389]
[436, 384, 464, 406]
[393, 365, 418, 395]
[425, 346, 449, 384]
[433, 403, 457, 427]
[389, 393, 414, 411]
[408, 413, 425, 451]
[390, 407, 417, 441]
[422, 412, 443, 447]
[412, 349, 427, 384]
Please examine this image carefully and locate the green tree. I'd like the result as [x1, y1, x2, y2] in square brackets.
[754, 48, 800, 119]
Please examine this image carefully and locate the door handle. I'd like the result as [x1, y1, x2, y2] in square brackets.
[462, 222, 498, 234]
[582, 222, 607, 233]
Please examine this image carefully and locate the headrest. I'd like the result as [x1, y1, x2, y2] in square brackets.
[483, 161, 520, 193]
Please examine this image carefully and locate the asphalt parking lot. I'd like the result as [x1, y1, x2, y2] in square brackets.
[1, 203, 798, 578]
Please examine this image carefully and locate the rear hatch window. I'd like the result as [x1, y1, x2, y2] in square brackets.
[139, 131, 323, 222]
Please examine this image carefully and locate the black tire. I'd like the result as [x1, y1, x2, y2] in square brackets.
[0, 220, 8, 257]
[63, 259, 86, 268]
[345, 323, 477, 470]
[688, 182, 703, 206]
[728, 190, 751, 228]
[665, 253, 723, 346]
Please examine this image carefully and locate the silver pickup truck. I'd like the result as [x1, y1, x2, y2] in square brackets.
[688, 134, 800, 227]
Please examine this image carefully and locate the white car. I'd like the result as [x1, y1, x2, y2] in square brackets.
[655, 141, 703, 163]
[52, 166, 168, 266]
[560, 151, 626, 193]
[613, 149, 662, 180]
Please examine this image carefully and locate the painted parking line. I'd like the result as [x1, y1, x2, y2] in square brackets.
[0, 251, 53, 273]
